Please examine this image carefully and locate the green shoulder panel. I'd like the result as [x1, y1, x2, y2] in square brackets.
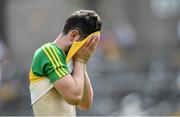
[31, 43, 70, 82]
[31, 47, 48, 76]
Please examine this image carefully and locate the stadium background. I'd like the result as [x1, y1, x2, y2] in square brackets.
[1, 0, 180, 116]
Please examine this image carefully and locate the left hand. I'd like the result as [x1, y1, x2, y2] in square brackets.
[73, 35, 100, 63]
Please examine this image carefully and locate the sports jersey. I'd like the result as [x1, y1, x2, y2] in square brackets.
[29, 43, 75, 116]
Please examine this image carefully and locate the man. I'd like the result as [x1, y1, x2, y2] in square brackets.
[29, 9, 102, 116]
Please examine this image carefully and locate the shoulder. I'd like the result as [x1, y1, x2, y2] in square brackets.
[32, 43, 67, 67]
[33, 43, 64, 59]
[31, 44, 49, 70]
[32, 44, 47, 62]
[41, 43, 67, 62]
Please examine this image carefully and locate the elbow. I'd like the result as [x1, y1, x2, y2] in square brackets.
[78, 102, 93, 111]
[80, 105, 91, 111]
[66, 95, 83, 105]
[84, 106, 91, 111]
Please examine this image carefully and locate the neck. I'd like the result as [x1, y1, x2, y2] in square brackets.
[53, 33, 71, 54]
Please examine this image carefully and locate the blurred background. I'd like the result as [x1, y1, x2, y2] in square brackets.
[1, 0, 180, 116]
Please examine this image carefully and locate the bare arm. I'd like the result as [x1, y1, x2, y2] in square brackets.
[77, 66, 93, 110]
[54, 35, 99, 106]
[53, 60, 85, 105]
[53, 36, 96, 105]
[77, 35, 99, 110]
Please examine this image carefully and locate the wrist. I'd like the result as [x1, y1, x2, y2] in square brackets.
[73, 59, 86, 68]
[75, 58, 86, 64]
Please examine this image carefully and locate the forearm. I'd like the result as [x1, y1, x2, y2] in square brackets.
[53, 60, 85, 105]
[78, 66, 94, 110]
[72, 60, 85, 97]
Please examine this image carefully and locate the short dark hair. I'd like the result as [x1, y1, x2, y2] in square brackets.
[62, 10, 102, 39]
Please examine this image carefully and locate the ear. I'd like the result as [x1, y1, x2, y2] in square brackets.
[69, 30, 80, 42]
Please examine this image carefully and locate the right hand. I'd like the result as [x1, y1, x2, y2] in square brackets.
[74, 35, 100, 63]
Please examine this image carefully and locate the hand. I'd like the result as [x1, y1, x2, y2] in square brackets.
[74, 35, 100, 63]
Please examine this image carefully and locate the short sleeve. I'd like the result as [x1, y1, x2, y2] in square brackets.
[31, 47, 48, 76]
[41, 43, 70, 82]
[31, 43, 70, 83]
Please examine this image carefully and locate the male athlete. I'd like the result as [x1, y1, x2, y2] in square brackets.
[29, 10, 102, 116]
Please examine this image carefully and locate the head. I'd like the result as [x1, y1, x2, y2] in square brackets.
[61, 9, 102, 44]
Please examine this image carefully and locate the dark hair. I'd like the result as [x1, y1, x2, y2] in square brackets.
[62, 10, 102, 39]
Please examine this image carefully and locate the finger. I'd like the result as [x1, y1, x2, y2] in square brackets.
[79, 37, 93, 51]
[84, 36, 95, 47]
[90, 35, 99, 48]
[88, 36, 97, 47]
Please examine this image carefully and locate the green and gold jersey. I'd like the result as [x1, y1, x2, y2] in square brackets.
[29, 42, 70, 104]
[29, 43, 75, 116]
[30, 43, 69, 84]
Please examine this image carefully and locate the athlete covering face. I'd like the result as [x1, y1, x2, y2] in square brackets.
[29, 9, 102, 116]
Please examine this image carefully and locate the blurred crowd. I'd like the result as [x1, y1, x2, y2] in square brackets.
[1, 0, 180, 116]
